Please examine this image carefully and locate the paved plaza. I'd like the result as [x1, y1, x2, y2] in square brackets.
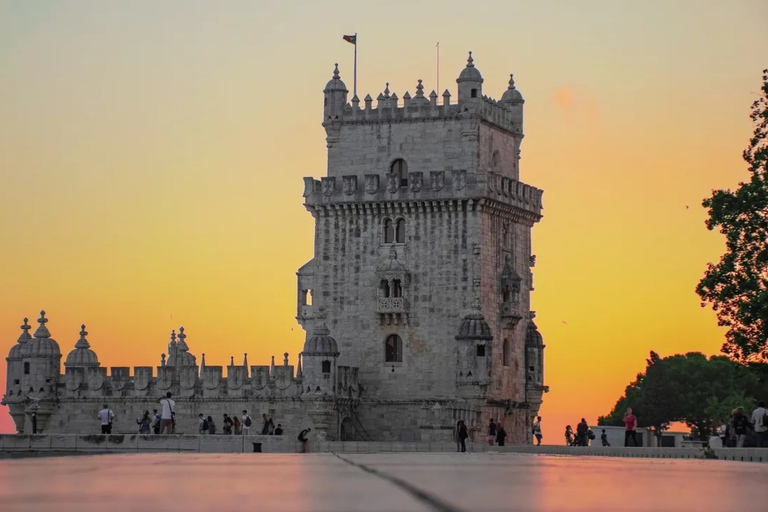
[0, 452, 766, 512]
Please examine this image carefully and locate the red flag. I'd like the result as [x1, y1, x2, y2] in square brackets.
[343, 34, 357, 45]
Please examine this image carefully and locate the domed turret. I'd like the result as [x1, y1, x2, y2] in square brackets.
[323, 63, 349, 122]
[525, 316, 545, 388]
[456, 51, 484, 105]
[22, 311, 61, 358]
[174, 326, 197, 367]
[8, 317, 31, 360]
[455, 300, 493, 387]
[456, 310, 494, 341]
[303, 324, 339, 356]
[500, 74, 524, 105]
[64, 324, 100, 368]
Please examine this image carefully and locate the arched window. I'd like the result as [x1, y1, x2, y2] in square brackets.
[379, 279, 390, 298]
[322, 360, 331, 374]
[395, 219, 405, 243]
[491, 150, 501, 170]
[384, 219, 394, 243]
[501, 282, 511, 303]
[392, 279, 402, 298]
[385, 335, 403, 362]
[391, 159, 408, 188]
[503, 339, 511, 367]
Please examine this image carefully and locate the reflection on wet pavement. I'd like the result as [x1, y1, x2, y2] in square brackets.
[0, 452, 766, 512]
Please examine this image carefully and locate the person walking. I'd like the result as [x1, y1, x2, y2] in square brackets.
[496, 424, 507, 447]
[242, 410, 252, 435]
[751, 401, 768, 447]
[624, 408, 639, 447]
[601, 429, 610, 446]
[532, 416, 543, 446]
[98, 404, 115, 434]
[159, 392, 175, 434]
[458, 420, 469, 452]
[151, 409, 161, 435]
[488, 419, 497, 445]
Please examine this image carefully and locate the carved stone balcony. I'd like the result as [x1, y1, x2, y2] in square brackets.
[377, 298, 408, 325]
[500, 302, 523, 329]
[377, 298, 408, 313]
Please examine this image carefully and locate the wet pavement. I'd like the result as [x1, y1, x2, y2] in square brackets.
[0, 452, 766, 511]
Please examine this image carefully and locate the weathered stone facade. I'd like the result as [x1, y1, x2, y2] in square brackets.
[3, 53, 547, 442]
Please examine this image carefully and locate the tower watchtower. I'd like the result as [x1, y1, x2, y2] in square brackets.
[299, 52, 548, 442]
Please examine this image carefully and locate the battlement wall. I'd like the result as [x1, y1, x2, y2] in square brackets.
[303, 170, 542, 219]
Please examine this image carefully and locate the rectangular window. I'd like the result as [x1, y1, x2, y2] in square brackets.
[476, 344, 486, 357]
[13, 379, 19, 385]
[471, 89, 477, 98]
[23, 362, 30, 375]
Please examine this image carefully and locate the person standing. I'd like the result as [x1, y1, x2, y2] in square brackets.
[198, 414, 206, 434]
[159, 392, 175, 434]
[274, 423, 284, 435]
[242, 410, 252, 435]
[454, 421, 462, 452]
[532, 416, 543, 446]
[152, 409, 161, 435]
[233, 415, 241, 435]
[624, 408, 639, 447]
[98, 404, 115, 434]
[458, 420, 469, 452]
[496, 424, 507, 447]
[261, 413, 270, 435]
[298, 428, 311, 453]
[565, 425, 574, 446]
[733, 407, 750, 447]
[488, 419, 497, 445]
[751, 401, 768, 447]
[223, 414, 233, 435]
[137, 410, 151, 434]
[601, 429, 610, 446]
[576, 418, 589, 446]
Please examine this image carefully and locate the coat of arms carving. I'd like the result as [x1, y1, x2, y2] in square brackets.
[322, 177, 336, 197]
[452, 169, 467, 190]
[430, 171, 445, 192]
[365, 174, 379, 194]
[342, 175, 357, 195]
[409, 172, 423, 192]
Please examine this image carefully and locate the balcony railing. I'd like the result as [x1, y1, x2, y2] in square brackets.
[377, 297, 408, 313]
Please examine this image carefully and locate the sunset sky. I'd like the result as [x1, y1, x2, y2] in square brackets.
[1, 1, 767, 441]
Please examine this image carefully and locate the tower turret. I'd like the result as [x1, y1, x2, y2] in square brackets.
[3, 318, 32, 410]
[456, 51, 484, 106]
[323, 63, 348, 122]
[500, 73, 524, 130]
[301, 324, 339, 395]
[64, 324, 100, 368]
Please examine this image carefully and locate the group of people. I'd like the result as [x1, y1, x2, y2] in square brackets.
[719, 402, 768, 448]
[197, 412, 284, 436]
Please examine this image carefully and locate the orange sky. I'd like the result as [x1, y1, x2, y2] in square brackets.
[1, 1, 767, 441]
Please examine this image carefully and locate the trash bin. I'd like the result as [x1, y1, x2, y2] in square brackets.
[252, 442, 262, 453]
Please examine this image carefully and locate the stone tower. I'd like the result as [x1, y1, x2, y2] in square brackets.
[297, 53, 548, 443]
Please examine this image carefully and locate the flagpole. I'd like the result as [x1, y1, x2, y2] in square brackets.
[353, 33, 358, 98]
[436, 42, 440, 93]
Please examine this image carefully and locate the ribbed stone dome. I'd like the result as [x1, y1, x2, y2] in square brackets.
[65, 325, 100, 368]
[324, 63, 348, 92]
[456, 311, 493, 341]
[174, 326, 197, 367]
[21, 311, 61, 358]
[456, 52, 483, 84]
[303, 325, 339, 356]
[526, 320, 544, 347]
[8, 318, 32, 360]
[501, 74, 524, 104]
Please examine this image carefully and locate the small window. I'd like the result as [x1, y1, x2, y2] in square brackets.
[471, 89, 477, 98]
[23, 362, 30, 375]
[302, 289, 313, 306]
[322, 360, 331, 374]
[395, 219, 405, 243]
[385, 335, 403, 363]
[392, 279, 402, 298]
[391, 159, 408, 188]
[476, 344, 486, 357]
[501, 283, 511, 303]
[13, 379, 19, 385]
[384, 219, 394, 243]
[380, 279, 390, 298]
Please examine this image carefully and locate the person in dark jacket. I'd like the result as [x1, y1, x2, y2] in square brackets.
[488, 419, 497, 445]
[733, 407, 751, 447]
[576, 418, 589, 446]
[458, 420, 469, 452]
[496, 424, 507, 446]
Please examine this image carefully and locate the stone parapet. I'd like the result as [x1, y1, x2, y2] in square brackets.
[2, 435, 766, 462]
